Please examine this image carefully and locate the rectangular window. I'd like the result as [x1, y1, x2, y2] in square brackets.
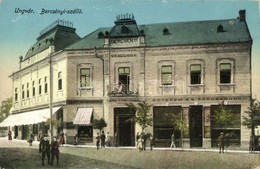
[190, 64, 201, 84]
[26, 83, 29, 98]
[39, 79, 42, 95]
[80, 68, 90, 87]
[118, 67, 130, 93]
[22, 84, 25, 99]
[161, 66, 172, 85]
[58, 72, 62, 90]
[44, 76, 48, 93]
[15, 88, 18, 101]
[220, 63, 231, 84]
[32, 81, 35, 97]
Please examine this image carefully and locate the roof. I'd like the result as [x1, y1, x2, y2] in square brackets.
[65, 18, 251, 50]
[24, 25, 80, 60]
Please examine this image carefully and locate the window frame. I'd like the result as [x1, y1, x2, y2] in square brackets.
[44, 76, 48, 93]
[15, 87, 18, 101]
[80, 68, 91, 88]
[38, 78, 42, 95]
[190, 64, 201, 85]
[22, 84, 25, 99]
[58, 72, 62, 90]
[161, 65, 173, 85]
[220, 63, 231, 84]
[32, 81, 35, 97]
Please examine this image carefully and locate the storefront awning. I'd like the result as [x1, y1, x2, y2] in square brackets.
[73, 108, 93, 125]
[0, 107, 61, 127]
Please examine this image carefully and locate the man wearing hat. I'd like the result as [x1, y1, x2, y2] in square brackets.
[218, 132, 225, 153]
[39, 136, 50, 166]
[50, 137, 60, 165]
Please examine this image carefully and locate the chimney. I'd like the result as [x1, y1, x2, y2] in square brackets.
[239, 10, 246, 22]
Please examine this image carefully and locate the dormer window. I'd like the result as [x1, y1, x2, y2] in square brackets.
[217, 24, 225, 33]
[121, 25, 129, 34]
[163, 27, 170, 35]
[98, 31, 105, 39]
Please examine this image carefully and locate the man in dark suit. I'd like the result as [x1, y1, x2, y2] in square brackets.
[39, 136, 50, 166]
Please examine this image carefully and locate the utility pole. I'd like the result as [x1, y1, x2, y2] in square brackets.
[49, 53, 53, 139]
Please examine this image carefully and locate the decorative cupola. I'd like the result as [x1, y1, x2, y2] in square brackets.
[108, 13, 143, 37]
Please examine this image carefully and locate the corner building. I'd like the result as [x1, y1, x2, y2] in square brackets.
[2, 10, 252, 149]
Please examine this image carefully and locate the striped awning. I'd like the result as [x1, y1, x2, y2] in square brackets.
[73, 108, 93, 125]
[0, 107, 61, 127]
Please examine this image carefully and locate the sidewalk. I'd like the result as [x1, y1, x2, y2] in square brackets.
[1, 137, 260, 169]
[0, 136, 252, 154]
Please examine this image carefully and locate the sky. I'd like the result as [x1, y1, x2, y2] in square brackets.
[0, 0, 259, 104]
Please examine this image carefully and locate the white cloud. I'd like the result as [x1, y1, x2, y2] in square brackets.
[11, 15, 22, 23]
[0, 0, 3, 5]
[162, 0, 168, 4]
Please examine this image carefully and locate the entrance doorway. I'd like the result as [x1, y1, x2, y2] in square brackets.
[189, 106, 203, 147]
[114, 108, 135, 146]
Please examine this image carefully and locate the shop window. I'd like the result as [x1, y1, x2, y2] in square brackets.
[220, 63, 231, 84]
[153, 106, 182, 147]
[161, 65, 172, 85]
[190, 64, 201, 85]
[78, 126, 93, 143]
[80, 68, 90, 87]
[210, 105, 241, 147]
[58, 72, 62, 90]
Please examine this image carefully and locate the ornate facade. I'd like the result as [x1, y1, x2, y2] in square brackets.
[1, 10, 252, 149]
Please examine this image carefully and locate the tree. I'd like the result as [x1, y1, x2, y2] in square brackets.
[126, 101, 153, 132]
[0, 97, 12, 123]
[93, 118, 107, 133]
[213, 101, 233, 129]
[242, 99, 260, 151]
[242, 99, 260, 129]
[174, 119, 188, 148]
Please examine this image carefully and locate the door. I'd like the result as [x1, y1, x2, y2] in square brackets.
[114, 108, 135, 146]
[189, 106, 203, 147]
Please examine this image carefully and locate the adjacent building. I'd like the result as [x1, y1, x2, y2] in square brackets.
[0, 10, 252, 149]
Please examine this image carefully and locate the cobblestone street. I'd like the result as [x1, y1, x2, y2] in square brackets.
[1, 137, 260, 169]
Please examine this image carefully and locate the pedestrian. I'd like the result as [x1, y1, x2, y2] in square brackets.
[96, 132, 101, 150]
[141, 132, 147, 151]
[8, 130, 12, 141]
[74, 134, 79, 147]
[218, 132, 225, 153]
[100, 130, 106, 148]
[170, 132, 176, 148]
[149, 134, 154, 150]
[28, 132, 34, 146]
[106, 132, 111, 147]
[39, 136, 50, 166]
[59, 132, 65, 147]
[50, 137, 60, 165]
[136, 132, 140, 142]
[137, 135, 143, 152]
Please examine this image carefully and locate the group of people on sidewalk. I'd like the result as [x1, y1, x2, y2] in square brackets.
[136, 132, 154, 152]
[96, 131, 111, 150]
[39, 136, 60, 166]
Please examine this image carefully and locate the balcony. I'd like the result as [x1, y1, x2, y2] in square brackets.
[108, 82, 138, 97]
